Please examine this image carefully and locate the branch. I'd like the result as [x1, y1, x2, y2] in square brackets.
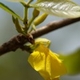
[0, 17, 80, 55]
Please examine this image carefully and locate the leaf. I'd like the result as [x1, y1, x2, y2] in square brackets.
[31, 0, 80, 18]
[60, 49, 80, 75]
[0, 2, 23, 20]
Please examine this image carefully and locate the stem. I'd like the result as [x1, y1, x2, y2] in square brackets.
[21, 0, 34, 33]
[27, 0, 33, 4]
[0, 17, 80, 55]
[23, 7, 28, 31]
[27, 17, 35, 31]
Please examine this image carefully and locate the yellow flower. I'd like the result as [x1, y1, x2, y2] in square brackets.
[28, 44, 67, 80]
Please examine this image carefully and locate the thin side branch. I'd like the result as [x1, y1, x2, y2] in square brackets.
[0, 17, 80, 55]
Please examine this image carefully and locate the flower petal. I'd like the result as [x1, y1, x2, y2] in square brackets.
[28, 44, 67, 80]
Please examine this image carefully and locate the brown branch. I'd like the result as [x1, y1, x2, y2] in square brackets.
[0, 17, 80, 55]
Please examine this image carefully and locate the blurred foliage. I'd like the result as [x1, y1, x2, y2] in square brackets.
[60, 49, 80, 75]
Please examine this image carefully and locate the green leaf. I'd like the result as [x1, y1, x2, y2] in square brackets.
[32, 0, 80, 18]
[0, 2, 23, 20]
[60, 49, 80, 75]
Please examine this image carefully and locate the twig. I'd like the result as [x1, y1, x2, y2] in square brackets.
[0, 17, 80, 55]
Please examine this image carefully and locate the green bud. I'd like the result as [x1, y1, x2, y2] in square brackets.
[33, 13, 48, 26]
[33, 9, 40, 18]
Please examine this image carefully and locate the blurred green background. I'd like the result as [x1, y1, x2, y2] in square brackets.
[0, 0, 80, 80]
